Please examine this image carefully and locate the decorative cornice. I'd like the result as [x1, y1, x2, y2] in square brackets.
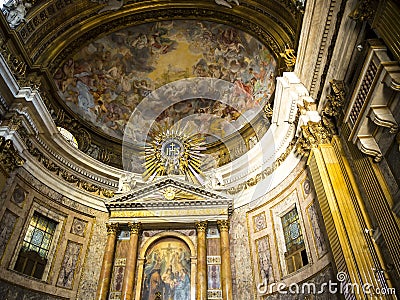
[227, 138, 297, 194]
[17, 126, 115, 198]
[0, 136, 25, 174]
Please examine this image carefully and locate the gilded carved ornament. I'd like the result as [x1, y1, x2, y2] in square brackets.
[16, 126, 114, 198]
[195, 221, 208, 232]
[0, 38, 43, 90]
[279, 47, 296, 72]
[0, 137, 25, 174]
[127, 222, 142, 235]
[323, 80, 345, 119]
[106, 223, 119, 235]
[349, 0, 378, 23]
[217, 219, 229, 232]
[295, 80, 345, 157]
[0, 40, 26, 79]
[295, 121, 332, 156]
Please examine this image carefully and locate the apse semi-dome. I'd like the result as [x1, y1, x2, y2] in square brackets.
[53, 20, 277, 142]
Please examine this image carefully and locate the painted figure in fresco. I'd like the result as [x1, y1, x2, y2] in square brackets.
[55, 20, 276, 141]
[143, 240, 191, 300]
[162, 266, 175, 300]
[173, 269, 190, 300]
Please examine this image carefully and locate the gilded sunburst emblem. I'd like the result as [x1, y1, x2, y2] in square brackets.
[143, 123, 205, 184]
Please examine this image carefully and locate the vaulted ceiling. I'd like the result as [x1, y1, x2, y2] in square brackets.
[1, 0, 304, 169]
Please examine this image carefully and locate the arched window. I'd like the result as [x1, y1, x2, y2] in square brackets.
[57, 127, 78, 149]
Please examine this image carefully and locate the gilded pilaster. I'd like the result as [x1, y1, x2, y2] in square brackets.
[195, 221, 208, 300]
[121, 222, 142, 300]
[307, 137, 395, 299]
[217, 220, 233, 300]
[96, 223, 119, 300]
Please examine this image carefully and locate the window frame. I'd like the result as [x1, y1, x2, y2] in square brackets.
[280, 205, 308, 274]
[271, 193, 312, 278]
[10, 202, 65, 281]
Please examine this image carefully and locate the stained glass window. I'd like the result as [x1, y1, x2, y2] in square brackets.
[281, 206, 308, 273]
[14, 212, 58, 279]
[281, 207, 304, 254]
[22, 212, 57, 258]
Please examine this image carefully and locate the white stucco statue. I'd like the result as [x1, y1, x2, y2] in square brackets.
[117, 173, 136, 193]
[1, 0, 31, 29]
[204, 169, 224, 190]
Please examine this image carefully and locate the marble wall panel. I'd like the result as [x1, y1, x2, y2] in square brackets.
[307, 201, 328, 258]
[11, 185, 26, 206]
[57, 241, 83, 289]
[0, 209, 17, 261]
[230, 205, 253, 300]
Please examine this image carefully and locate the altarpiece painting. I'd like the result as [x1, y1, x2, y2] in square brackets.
[142, 237, 191, 300]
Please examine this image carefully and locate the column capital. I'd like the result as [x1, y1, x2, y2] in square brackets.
[217, 219, 230, 232]
[106, 223, 119, 235]
[127, 222, 142, 234]
[195, 221, 208, 233]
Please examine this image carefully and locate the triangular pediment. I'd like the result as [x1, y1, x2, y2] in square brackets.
[106, 176, 232, 210]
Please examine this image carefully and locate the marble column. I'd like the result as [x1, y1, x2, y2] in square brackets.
[96, 223, 119, 300]
[121, 222, 142, 300]
[217, 220, 233, 300]
[195, 221, 208, 300]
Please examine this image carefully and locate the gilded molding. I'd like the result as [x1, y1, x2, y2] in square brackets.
[17, 126, 115, 198]
[127, 222, 142, 235]
[195, 221, 208, 233]
[217, 219, 229, 232]
[0, 137, 25, 174]
[106, 223, 119, 235]
[0, 39, 26, 79]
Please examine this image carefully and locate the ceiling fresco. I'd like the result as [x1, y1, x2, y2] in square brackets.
[54, 19, 277, 142]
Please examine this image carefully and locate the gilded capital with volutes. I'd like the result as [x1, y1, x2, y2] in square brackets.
[217, 219, 230, 232]
[106, 223, 119, 235]
[128, 222, 142, 235]
[195, 221, 208, 233]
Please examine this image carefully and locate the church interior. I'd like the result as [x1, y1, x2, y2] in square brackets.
[0, 0, 399, 299]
